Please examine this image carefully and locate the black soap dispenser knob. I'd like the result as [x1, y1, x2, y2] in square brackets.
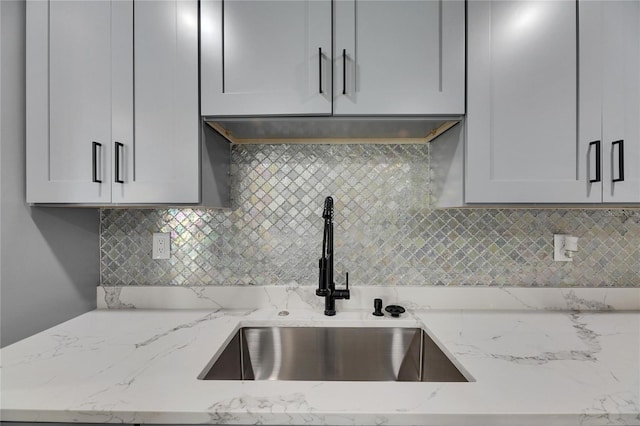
[373, 298, 384, 316]
[385, 305, 406, 318]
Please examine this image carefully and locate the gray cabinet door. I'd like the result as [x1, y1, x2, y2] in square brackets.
[599, 1, 640, 202]
[333, 0, 464, 115]
[26, 0, 112, 203]
[466, 1, 596, 203]
[27, 0, 200, 204]
[112, 0, 200, 204]
[201, 0, 332, 116]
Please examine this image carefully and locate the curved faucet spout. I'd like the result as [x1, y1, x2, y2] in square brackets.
[317, 196, 349, 316]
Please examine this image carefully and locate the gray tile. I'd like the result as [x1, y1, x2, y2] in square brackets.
[101, 144, 640, 287]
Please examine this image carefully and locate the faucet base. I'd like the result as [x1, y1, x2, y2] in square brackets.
[324, 309, 336, 316]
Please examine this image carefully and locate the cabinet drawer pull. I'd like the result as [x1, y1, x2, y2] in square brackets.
[92, 141, 102, 183]
[589, 140, 601, 183]
[612, 140, 624, 182]
[342, 49, 347, 95]
[114, 141, 124, 184]
[318, 47, 323, 94]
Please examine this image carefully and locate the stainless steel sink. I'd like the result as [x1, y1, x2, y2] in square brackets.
[198, 327, 469, 382]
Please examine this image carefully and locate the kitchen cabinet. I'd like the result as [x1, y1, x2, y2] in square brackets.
[333, 0, 464, 115]
[582, 0, 640, 203]
[200, 0, 465, 117]
[26, 0, 112, 203]
[466, 0, 587, 203]
[466, 0, 640, 204]
[200, 0, 331, 116]
[26, 0, 200, 204]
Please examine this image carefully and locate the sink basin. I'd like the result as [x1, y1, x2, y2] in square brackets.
[198, 327, 469, 382]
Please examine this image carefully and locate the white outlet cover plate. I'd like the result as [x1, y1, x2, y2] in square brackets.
[152, 233, 171, 260]
[553, 234, 572, 262]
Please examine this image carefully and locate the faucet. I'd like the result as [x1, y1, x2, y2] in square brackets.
[317, 196, 350, 316]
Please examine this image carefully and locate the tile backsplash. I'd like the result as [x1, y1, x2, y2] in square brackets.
[101, 144, 640, 287]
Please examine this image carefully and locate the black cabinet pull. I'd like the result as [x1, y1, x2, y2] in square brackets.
[114, 142, 124, 183]
[318, 47, 323, 94]
[589, 140, 601, 183]
[612, 139, 624, 182]
[92, 141, 102, 183]
[342, 49, 347, 95]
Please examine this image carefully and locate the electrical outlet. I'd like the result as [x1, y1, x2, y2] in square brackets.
[152, 232, 171, 260]
[554, 234, 578, 262]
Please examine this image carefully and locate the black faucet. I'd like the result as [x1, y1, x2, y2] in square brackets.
[317, 196, 350, 316]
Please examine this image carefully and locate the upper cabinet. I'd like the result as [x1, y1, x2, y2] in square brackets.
[466, 0, 640, 204]
[200, 0, 465, 117]
[200, 0, 332, 116]
[26, 0, 113, 203]
[466, 1, 587, 203]
[583, 0, 640, 203]
[26, 0, 200, 204]
[117, 0, 200, 204]
[333, 0, 465, 115]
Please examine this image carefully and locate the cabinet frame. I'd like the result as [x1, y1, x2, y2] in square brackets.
[26, 0, 113, 203]
[200, 0, 465, 117]
[26, 0, 201, 205]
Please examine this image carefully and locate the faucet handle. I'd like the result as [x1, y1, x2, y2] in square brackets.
[329, 272, 351, 301]
[339, 272, 350, 300]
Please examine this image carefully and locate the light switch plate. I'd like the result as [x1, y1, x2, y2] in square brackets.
[152, 232, 171, 260]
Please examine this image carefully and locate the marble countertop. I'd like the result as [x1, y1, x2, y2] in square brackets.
[1, 303, 639, 425]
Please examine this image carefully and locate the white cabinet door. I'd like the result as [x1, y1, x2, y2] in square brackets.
[466, 1, 596, 203]
[333, 0, 464, 115]
[600, 1, 640, 202]
[112, 0, 200, 204]
[200, 0, 332, 116]
[27, 0, 200, 205]
[26, 0, 112, 203]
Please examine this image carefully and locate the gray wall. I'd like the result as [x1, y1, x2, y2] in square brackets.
[0, 0, 99, 348]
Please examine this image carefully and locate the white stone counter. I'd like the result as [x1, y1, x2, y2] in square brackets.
[97, 285, 640, 311]
[1, 294, 639, 425]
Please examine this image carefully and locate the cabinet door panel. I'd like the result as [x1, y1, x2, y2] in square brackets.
[113, 0, 200, 204]
[201, 0, 332, 116]
[26, 0, 112, 203]
[601, 1, 640, 202]
[466, 0, 595, 203]
[333, 0, 464, 115]
[578, 0, 604, 203]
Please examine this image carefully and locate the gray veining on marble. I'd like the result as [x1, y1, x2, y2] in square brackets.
[2, 308, 639, 425]
[96, 285, 640, 311]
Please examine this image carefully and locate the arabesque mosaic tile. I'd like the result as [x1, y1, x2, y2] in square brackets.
[101, 144, 640, 287]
